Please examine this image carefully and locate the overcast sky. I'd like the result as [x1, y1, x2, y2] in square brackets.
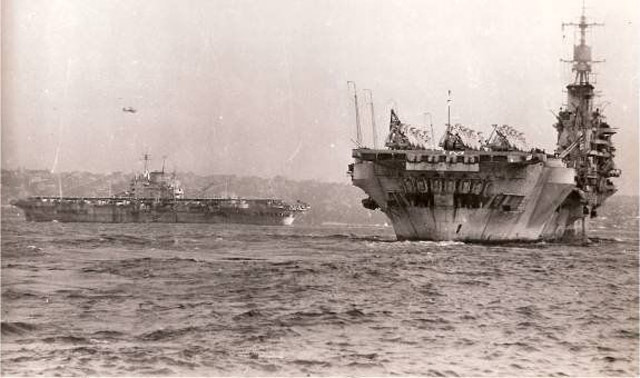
[2, 0, 638, 193]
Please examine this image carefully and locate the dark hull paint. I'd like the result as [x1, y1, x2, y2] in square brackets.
[14, 198, 302, 226]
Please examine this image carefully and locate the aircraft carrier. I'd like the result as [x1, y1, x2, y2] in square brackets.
[347, 8, 619, 242]
[13, 156, 309, 225]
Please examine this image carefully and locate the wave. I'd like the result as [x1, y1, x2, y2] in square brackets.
[137, 326, 203, 342]
[1, 321, 38, 336]
[2, 217, 638, 376]
[42, 335, 89, 344]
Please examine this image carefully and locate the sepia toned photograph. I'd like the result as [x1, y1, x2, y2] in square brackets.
[1, 0, 638, 376]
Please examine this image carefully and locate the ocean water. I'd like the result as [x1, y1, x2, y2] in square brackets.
[1, 198, 638, 377]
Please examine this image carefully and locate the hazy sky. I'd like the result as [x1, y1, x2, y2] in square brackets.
[2, 0, 638, 193]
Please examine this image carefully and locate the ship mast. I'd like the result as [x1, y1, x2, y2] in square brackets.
[447, 90, 451, 128]
[439, 90, 453, 150]
[363, 89, 378, 148]
[556, 2, 618, 216]
[143, 153, 150, 171]
[424, 112, 434, 149]
[560, 2, 601, 156]
[347, 81, 363, 146]
[561, 1, 603, 86]
[142, 153, 151, 179]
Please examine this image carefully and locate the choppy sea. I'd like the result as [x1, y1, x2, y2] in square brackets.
[1, 197, 638, 377]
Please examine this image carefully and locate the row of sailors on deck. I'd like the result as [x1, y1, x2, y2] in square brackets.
[386, 115, 529, 152]
[386, 123, 433, 150]
[489, 124, 529, 152]
[35, 198, 132, 206]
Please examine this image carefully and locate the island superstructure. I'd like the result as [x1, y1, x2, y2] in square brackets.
[347, 7, 619, 242]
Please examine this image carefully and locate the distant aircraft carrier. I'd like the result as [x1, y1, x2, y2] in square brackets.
[14, 155, 309, 225]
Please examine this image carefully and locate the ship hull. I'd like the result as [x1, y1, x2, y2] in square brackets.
[351, 149, 585, 242]
[13, 198, 301, 226]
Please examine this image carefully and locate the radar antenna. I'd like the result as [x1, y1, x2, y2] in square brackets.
[561, 0, 604, 85]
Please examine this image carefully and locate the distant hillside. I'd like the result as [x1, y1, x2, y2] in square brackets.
[0, 169, 388, 226]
